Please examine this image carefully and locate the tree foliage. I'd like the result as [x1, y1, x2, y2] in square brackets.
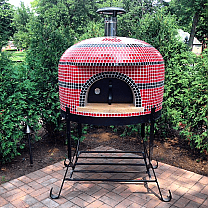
[13, 2, 33, 49]
[0, 60, 42, 162]
[133, 9, 207, 152]
[0, 0, 15, 49]
[167, 0, 208, 49]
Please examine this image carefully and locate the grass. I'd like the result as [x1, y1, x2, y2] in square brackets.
[5, 50, 26, 62]
[11, 51, 26, 62]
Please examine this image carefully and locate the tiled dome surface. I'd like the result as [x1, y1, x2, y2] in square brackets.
[60, 37, 163, 65]
[58, 37, 165, 117]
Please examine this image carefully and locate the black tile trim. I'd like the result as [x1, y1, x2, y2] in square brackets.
[58, 81, 83, 89]
[71, 43, 152, 48]
[78, 72, 142, 107]
[137, 81, 164, 89]
[59, 61, 164, 67]
[59, 81, 164, 90]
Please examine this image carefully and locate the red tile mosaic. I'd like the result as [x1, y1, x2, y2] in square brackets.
[58, 37, 165, 117]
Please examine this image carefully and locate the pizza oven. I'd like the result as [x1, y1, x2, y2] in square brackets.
[58, 7, 165, 122]
[51, 8, 172, 202]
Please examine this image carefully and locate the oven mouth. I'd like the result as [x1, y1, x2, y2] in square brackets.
[77, 77, 144, 114]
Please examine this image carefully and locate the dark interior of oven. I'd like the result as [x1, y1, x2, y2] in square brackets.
[88, 78, 133, 105]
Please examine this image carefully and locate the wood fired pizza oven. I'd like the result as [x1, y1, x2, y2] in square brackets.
[58, 7, 164, 121]
[51, 8, 172, 202]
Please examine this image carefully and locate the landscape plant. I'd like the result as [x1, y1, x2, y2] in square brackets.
[13, 2, 33, 50]
[0, 0, 15, 49]
[133, 9, 208, 153]
[0, 60, 41, 163]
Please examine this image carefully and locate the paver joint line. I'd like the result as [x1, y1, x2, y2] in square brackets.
[0, 146, 208, 208]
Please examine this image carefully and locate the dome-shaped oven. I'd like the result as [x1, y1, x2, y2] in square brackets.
[58, 7, 165, 120]
[59, 36, 164, 118]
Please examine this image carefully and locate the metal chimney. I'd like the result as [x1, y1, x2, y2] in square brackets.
[96, 7, 126, 36]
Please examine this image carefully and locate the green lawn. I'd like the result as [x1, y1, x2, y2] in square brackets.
[11, 51, 26, 62]
[6, 50, 26, 62]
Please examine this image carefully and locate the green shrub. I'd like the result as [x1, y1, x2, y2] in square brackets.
[25, 4, 76, 136]
[129, 9, 208, 153]
[0, 57, 41, 163]
[178, 50, 208, 152]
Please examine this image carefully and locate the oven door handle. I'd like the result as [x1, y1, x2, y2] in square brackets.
[108, 80, 113, 105]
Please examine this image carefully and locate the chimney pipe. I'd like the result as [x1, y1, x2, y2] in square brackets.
[96, 7, 126, 37]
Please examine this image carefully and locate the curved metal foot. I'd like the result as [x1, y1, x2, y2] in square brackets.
[64, 159, 73, 167]
[50, 187, 60, 199]
[161, 190, 172, 202]
[152, 161, 158, 169]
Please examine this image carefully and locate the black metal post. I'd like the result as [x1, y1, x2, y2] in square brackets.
[50, 107, 72, 199]
[141, 123, 145, 138]
[78, 123, 82, 138]
[66, 107, 72, 164]
[25, 124, 33, 165]
[149, 107, 155, 162]
[28, 134, 33, 165]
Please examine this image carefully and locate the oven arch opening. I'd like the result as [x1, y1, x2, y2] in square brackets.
[78, 72, 144, 114]
[87, 78, 133, 104]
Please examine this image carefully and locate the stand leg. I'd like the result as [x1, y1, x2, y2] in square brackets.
[50, 164, 70, 199]
[66, 107, 73, 165]
[146, 107, 172, 202]
[50, 107, 72, 199]
[149, 107, 155, 162]
[153, 168, 172, 202]
[148, 107, 158, 169]
[141, 123, 151, 178]
[78, 123, 82, 138]
[141, 123, 145, 139]
[69, 123, 82, 179]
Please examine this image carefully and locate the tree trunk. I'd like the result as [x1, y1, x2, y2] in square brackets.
[188, 12, 200, 50]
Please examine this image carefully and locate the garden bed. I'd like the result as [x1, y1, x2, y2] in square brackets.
[0, 126, 207, 184]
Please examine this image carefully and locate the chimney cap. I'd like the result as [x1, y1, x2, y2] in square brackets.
[96, 7, 126, 17]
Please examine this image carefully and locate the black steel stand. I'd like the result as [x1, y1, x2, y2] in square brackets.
[50, 107, 172, 202]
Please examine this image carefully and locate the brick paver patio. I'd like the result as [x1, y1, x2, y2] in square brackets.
[0, 146, 207, 208]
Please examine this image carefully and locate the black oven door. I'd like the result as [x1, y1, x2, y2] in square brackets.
[88, 78, 133, 104]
